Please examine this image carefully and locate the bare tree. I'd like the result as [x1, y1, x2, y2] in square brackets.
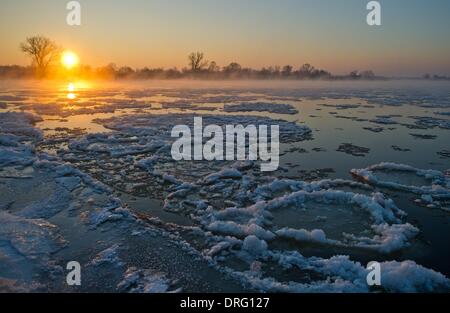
[299, 63, 315, 77]
[349, 70, 360, 79]
[360, 70, 375, 79]
[20, 36, 61, 76]
[208, 61, 220, 72]
[223, 62, 242, 73]
[188, 52, 208, 72]
[282, 65, 293, 77]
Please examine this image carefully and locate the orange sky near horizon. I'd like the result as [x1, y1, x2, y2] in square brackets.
[1, 0, 450, 76]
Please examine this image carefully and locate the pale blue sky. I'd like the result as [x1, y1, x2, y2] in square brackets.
[1, 0, 449, 76]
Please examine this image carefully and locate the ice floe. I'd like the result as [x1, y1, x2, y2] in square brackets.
[117, 267, 181, 293]
[408, 116, 450, 130]
[2, 85, 450, 293]
[351, 162, 450, 198]
[89, 244, 125, 268]
[221, 251, 450, 292]
[0, 112, 43, 141]
[351, 163, 450, 211]
[336, 143, 370, 157]
[224, 102, 298, 115]
[96, 113, 312, 143]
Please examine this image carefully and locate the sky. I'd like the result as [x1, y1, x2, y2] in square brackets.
[1, 0, 450, 76]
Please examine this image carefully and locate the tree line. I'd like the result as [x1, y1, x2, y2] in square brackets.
[0, 35, 387, 80]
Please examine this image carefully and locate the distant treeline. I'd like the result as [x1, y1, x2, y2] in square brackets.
[422, 74, 450, 81]
[0, 63, 387, 80]
[5, 36, 448, 81]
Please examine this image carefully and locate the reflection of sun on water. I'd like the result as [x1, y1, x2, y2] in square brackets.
[64, 81, 91, 101]
[67, 82, 76, 99]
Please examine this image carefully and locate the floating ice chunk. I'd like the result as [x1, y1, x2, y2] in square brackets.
[0, 145, 35, 167]
[345, 223, 419, 253]
[351, 162, 450, 198]
[225, 257, 367, 293]
[242, 235, 268, 256]
[203, 168, 242, 184]
[207, 221, 275, 240]
[252, 189, 413, 252]
[0, 134, 20, 146]
[18, 183, 72, 219]
[69, 133, 166, 157]
[363, 126, 384, 133]
[0, 112, 43, 141]
[136, 155, 160, 171]
[252, 179, 308, 201]
[370, 117, 398, 125]
[315, 255, 450, 292]
[265, 189, 400, 224]
[89, 202, 135, 227]
[206, 241, 234, 257]
[276, 228, 328, 244]
[0, 212, 66, 265]
[162, 174, 180, 185]
[117, 267, 181, 293]
[273, 216, 416, 253]
[224, 102, 298, 115]
[96, 113, 312, 143]
[109, 140, 166, 157]
[89, 244, 124, 268]
[409, 116, 450, 130]
[166, 182, 197, 199]
[33, 161, 112, 194]
[318, 103, 360, 110]
[265, 251, 450, 293]
[409, 133, 437, 140]
[421, 194, 433, 203]
[0, 113, 43, 166]
[391, 145, 411, 152]
[207, 221, 244, 237]
[380, 260, 450, 292]
[190, 169, 413, 252]
[0, 165, 34, 179]
[336, 143, 370, 157]
[55, 176, 81, 192]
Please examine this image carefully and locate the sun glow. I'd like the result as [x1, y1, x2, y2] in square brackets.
[61, 51, 79, 69]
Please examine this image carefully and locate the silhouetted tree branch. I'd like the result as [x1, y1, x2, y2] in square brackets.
[20, 36, 62, 77]
[188, 52, 209, 72]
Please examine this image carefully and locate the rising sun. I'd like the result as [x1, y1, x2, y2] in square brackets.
[61, 51, 79, 69]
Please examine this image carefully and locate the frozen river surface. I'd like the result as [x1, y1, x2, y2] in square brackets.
[0, 79, 449, 292]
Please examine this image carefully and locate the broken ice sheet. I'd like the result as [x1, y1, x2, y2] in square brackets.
[224, 102, 299, 115]
[117, 267, 182, 293]
[351, 163, 450, 211]
[336, 143, 370, 157]
[2, 83, 450, 293]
